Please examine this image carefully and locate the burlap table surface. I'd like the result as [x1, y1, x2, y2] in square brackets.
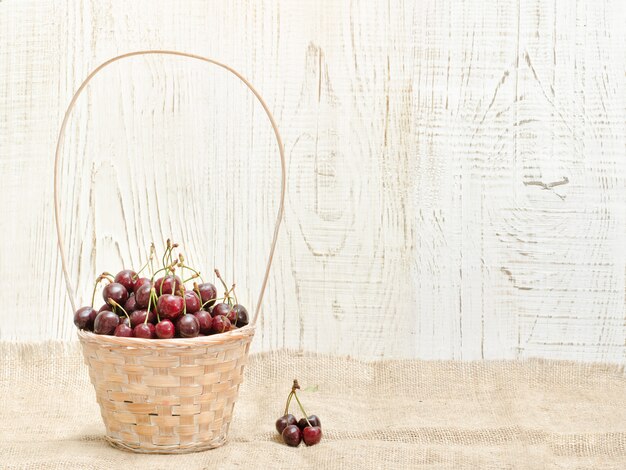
[1, 343, 625, 469]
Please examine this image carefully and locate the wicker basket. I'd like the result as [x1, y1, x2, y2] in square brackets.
[53, 51, 286, 453]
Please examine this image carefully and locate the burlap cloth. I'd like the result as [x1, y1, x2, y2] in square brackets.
[1, 343, 625, 469]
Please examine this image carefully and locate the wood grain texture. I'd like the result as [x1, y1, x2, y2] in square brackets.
[1, 0, 625, 362]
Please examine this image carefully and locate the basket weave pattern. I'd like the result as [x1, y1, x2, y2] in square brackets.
[79, 328, 254, 453]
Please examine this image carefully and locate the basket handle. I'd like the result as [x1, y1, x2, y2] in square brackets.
[54, 50, 286, 326]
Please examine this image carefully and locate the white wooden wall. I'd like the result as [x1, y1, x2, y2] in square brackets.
[1, 0, 625, 362]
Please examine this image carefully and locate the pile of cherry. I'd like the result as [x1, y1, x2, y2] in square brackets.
[73, 241, 249, 339]
[275, 380, 322, 447]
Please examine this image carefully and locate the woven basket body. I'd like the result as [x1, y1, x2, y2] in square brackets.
[78, 327, 254, 453]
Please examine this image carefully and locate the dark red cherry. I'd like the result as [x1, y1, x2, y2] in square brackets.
[134, 283, 153, 308]
[282, 425, 301, 447]
[98, 303, 112, 312]
[129, 309, 156, 327]
[176, 314, 199, 338]
[211, 302, 232, 319]
[196, 282, 217, 307]
[124, 293, 137, 313]
[226, 309, 236, 323]
[211, 315, 231, 334]
[154, 275, 182, 296]
[302, 426, 322, 446]
[93, 311, 120, 335]
[193, 310, 212, 335]
[120, 316, 131, 327]
[232, 304, 249, 327]
[102, 282, 129, 306]
[133, 323, 156, 339]
[114, 323, 133, 337]
[276, 414, 297, 434]
[155, 319, 175, 339]
[114, 269, 137, 293]
[74, 306, 97, 331]
[297, 415, 321, 431]
[133, 277, 151, 294]
[157, 294, 184, 321]
[184, 290, 201, 313]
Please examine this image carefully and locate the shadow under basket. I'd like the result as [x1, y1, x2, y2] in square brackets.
[78, 327, 255, 453]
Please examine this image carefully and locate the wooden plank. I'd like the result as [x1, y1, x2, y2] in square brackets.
[511, 0, 626, 363]
[0, 0, 625, 363]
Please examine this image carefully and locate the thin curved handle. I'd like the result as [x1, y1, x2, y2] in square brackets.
[54, 50, 286, 326]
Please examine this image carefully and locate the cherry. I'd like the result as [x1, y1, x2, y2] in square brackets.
[184, 290, 201, 313]
[103, 282, 129, 307]
[133, 323, 156, 339]
[157, 294, 184, 321]
[124, 293, 137, 313]
[120, 316, 131, 327]
[276, 414, 297, 434]
[73, 306, 97, 331]
[226, 309, 236, 324]
[93, 311, 120, 335]
[98, 303, 112, 312]
[134, 283, 153, 308]
[211, 315, 231, 334]
[297, 415, 321, 431]
[154, 275, 182, 296]
[129, 309, 156, 327]
[302, 426, 322, 446]
[133, 277, 151, 294]
[193, 310, 212, 335]
[155, 319, 175, 339]
[233, 304, 249, 327]
[211, 302, 233, 320]
[196, 282, 217, 307]
[114, 269, 137, 293]
[114, 323, 133, 337]
[176, 314, 199, 338]
[282, 425, 301, 447]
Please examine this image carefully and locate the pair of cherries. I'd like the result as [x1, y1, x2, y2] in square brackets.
[275, 380, 322, 447]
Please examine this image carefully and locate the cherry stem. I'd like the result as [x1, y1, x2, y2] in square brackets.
[223, 285, 234, 306]
[224, 284, 238, 306]
[162, 241, 169, 270]
[145, 288, 156, 325]
[178, 255, 186, 286]
[293, 392, 312, 427]
[200, 296, 225, 309]
[167, 243, 178, 270]
[136, 243, 156, 277]
[162, 239, 173, 272]
[231, 284, 239, 305]
[90, 274, 108, 307]
[214, 269, 230, 295]
[283, 391, 294, 416]
[153, 292, 161, 322]
[110, 300, 130, 323]
[182, 273, 200, 284]
[149, 243, 156, 276]
[154, 291, 161, 322]
[150, 261, 178, 284]
[181, 264, 203, 283]
[180, 285, 187, 315]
